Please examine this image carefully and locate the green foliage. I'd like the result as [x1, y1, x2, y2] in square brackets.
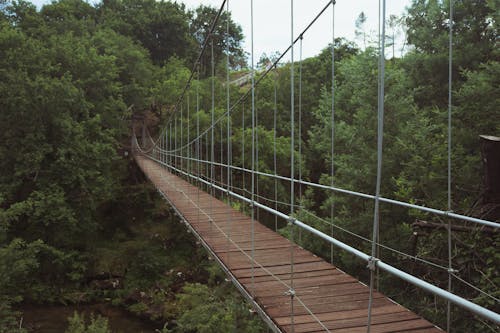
[405, 0, 497, 108]
[97, 0, 196, 65]
[66, 312, 111, 333]
[190, 4, 245, 75]
[168, 283, 264, 333]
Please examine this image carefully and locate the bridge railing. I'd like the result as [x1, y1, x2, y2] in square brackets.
[132, 133, 500, 326]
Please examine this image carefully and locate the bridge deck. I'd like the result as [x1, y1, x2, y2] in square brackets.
[135, 154, 443, 333]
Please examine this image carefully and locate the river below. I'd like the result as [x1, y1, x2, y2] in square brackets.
[20, 303, 161, 333]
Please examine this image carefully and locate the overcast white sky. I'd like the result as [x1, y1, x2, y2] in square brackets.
[30, 0, 412, 59]
[181, 0, 411, 59]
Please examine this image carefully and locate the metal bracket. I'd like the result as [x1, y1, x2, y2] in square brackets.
[284, 288, 296, 298]
[367, 257, 380, 271]
[288, 217, 296, 226]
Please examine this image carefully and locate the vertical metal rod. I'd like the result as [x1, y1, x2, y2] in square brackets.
[330, 0, 336, 265]
[298, 36, 303, 245]
[367, 1, 386, 332]
[242, 104, 245, 192]
[290, 1, 295, 332]
[274, 69, 278, 232]
[206, 132, 209, 190]
[250, 0, 256, 298]
[210, 36, 215, 197]
[197, 69, 201, 225]
[298, 36, 303, 205]
[187, 92, 190, 179]
[169, 123, 172, 166]
[226, 0, 232, 260]
[221, 123, 224, 189]
[447, 0, 454, 331]
[256, 82, 259, 223]
[183, 103, 184, 170]
[160, 129, 163, 169]
[210, 38, 215, 220]
[175, 117, 177, 169]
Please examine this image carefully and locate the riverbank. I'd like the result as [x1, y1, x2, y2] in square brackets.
[20, 303, 159, 333]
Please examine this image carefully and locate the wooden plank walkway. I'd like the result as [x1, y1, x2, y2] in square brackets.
[135, 154, 443, 333]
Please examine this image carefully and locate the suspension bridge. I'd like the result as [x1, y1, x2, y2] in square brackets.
[131, 0, 499, 332]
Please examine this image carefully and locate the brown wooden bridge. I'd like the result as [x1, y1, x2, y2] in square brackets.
[134, 153, 443, 333]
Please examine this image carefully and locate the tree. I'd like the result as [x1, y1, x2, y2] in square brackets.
[40, 0, 97, 36]
[404, 0, 497, 108]
[0, 3, 145, 315]
[355, 11, 368, 49]
[190, 5, 245, 77]
[97, 0, 196, 65]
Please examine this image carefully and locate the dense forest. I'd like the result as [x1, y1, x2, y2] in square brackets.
[0, 0, 498, 332]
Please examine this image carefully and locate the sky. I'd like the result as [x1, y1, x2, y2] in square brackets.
[30, 0, 412, 60]
[181, 0, 412, 59]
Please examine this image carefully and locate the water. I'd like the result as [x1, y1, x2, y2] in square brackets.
[20, 303, 160, 333]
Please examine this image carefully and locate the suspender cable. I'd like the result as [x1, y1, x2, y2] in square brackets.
[206, 132, 209, 189]
[175, 116, 178, 169]
[274, 69, 278, 232]
[169, 123, 172, 166]
[289, 1, 296, 332]
[221, 122, 224, 190]
[187, 89, 190, 179]
[250, 0, 256, 298]
[367, 0, 386, 332]
[242, 103, 246, 193]
[226, 0, 232, 259]
[298, 35, 303, 245]
[330, 0, 336, 265]
[211, 39, 215, 191]
[197, 69, 201, 225]
[298, 35, 303, 206]
[447, 0, 454, 331]
[211, 39, 215, 220]
[181, 104, 184, 172]
[256, 85, 259, 223]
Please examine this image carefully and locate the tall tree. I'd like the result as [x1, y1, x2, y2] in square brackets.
[404, 0, 497, 108]
[97, 0, 196, 65]
[190, 5, 245, 77]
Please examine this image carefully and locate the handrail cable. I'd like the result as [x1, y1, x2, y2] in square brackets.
[157, 150, 500, 229]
